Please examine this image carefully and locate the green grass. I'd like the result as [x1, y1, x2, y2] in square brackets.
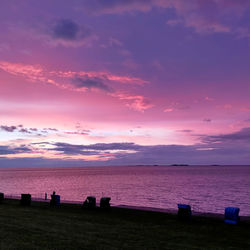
[0, 199, 249, 249]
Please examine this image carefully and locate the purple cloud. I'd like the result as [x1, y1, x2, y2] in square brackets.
[19, 128, 31, 134]
[0, 125, 17, 132]
[0, 124, 58, 135]
[86, 0, 250, 36]
[86, 0, 155, 14]
[43, 128, 58, 131]
[2, 127, 250, 167]
[72, 76, 112, 92]
[177, 129, 193, 133]
[0, 145, 31, 155]
[203, 127, 250, 143]
[52, 142, 140, 154]
[32, 18, 97, 47]
[203, 118, 212, 122]
[65, 130, 90, 136]
[50, 19, 91, 41]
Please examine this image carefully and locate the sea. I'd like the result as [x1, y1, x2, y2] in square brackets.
[0, 165, 250, 215]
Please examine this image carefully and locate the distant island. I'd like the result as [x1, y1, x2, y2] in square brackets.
[171, 164, 189, 166]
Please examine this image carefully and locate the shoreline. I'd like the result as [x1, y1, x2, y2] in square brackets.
[4, 196, 250, 221]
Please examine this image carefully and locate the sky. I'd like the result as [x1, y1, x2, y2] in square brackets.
[1, 0, 250, 167]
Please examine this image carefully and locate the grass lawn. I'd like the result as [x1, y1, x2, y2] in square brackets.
[0, 199, 249, 249]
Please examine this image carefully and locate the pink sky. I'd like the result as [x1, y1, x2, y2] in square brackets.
[1, 0, 250, 167]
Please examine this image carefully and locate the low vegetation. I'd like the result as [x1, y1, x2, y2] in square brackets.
[0, 199, 249, 249]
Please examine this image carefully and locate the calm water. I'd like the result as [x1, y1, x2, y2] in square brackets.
[0, 165, 250, 215]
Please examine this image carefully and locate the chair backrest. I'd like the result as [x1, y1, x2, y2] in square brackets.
[177, 204, 192, 220]
[55, 195, 60, 206]
[87, 196, 96, 203]
[0, 193, 4, 204]
[100, 197, 111, 208]
[21, 193, 31, 206]
[87, 196, 96, 208]
[225, 207, 240, 224]
[178, 204, 191, 210]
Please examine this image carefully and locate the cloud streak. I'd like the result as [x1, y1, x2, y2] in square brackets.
[0, 124, 58, 136]
[86, 0, 250, 35]
[203, 127, 250, 143]
[2, 126, 250, 166]
[0, 60, 151, 111]
[0, 145, 31, 155]
[111, 93, 154, 112]
[0, 61, 148, 89]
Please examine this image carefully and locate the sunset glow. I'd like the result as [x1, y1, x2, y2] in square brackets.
[1, 0, 250, 167]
